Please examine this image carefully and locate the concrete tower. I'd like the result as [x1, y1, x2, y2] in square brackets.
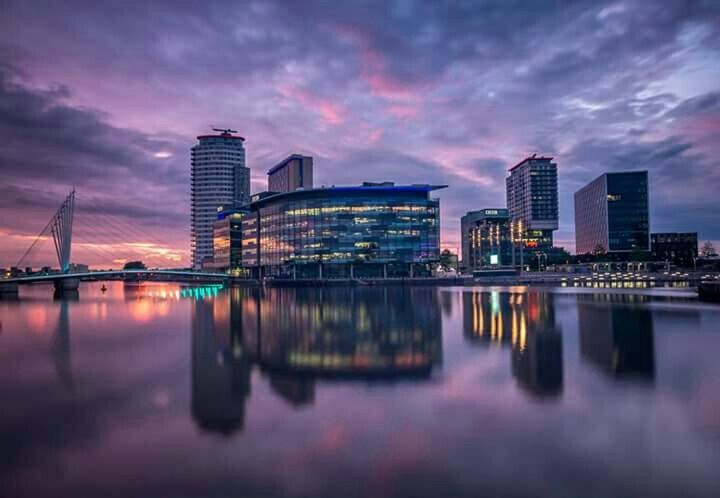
[191, 129, 249, 268]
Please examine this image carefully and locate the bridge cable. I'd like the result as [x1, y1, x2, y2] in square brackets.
[75, 194, 175, 253]
[15, 218, 54, 269]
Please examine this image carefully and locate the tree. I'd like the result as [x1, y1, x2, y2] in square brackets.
[546, 246, 572, 266]
[701, 241, 717, 257]
[439, 249, 458, 271]
[123, 260, 147, 270]
[592, 244, 607, 257]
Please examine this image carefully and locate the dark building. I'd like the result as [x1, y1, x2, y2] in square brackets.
[241, 183, 445, 278]
[460, 210, 485, 273]
[460, 208, 513, 272]
[267, 154, 313, 193]
[574, 171, 649, 255]
[506, 155, 559, 250]
[651, 232, 698, 267]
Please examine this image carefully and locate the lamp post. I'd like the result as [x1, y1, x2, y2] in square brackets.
[511, 220, 516, 268]
[518, 220, 524, 274]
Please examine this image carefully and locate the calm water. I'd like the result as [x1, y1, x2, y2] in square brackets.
[1, 282, 720, 498]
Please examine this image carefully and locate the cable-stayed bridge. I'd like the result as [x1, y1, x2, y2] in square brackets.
[2, 190, 228, 296]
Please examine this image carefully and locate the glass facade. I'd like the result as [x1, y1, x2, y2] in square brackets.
[574, 171, 649, 254]
[606, 172, 649, 252]
[211, 211, 244, 270]
[241, 185, 444, 276]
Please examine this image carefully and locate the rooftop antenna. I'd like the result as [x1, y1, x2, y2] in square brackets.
[212, 127, 238, 136]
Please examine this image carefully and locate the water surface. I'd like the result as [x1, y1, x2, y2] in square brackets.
[1, 282, 719, 498]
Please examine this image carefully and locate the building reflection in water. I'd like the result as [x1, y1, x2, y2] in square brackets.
[191, 286, 443, 435]
[463, 290, 563, 398]
[577, 294, 655, 383]
[191, 289, 252, 436]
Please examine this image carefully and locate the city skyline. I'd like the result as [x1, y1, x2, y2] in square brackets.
[1, 0, 719, 268]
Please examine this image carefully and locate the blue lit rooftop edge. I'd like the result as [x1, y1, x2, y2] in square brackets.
[249, 184, 448, 206]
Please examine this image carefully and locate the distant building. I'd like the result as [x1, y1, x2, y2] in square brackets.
[460, 208, 513, 272]
[241, 183, 445, 278]
[506, 155, 559, 250]
[210, 205, 248, 272]
[460, 210, 484, 273]
[191, 130, 250, 268]
[267, 154, 313, 193]
[651, 232, 698, 267]
[574, 171, 649, 255]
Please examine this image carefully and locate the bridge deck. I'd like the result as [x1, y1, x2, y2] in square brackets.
[3, 269, 230, 284]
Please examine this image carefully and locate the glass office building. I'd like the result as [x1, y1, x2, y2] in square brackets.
[574, 171, 649, 254]
[241, 183, 445, 278]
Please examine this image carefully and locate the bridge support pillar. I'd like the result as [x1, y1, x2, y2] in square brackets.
[0, 282, 19, 298]
[54, 278, 80, 294]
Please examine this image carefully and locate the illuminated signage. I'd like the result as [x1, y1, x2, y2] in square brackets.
[490, 254, 499, 265]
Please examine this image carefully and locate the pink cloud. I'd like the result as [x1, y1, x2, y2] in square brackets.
[276, 84, 347, 125]
[360, 48, 419, 101]
[368, 128, 384, 143]
[330, 26, 425, 105]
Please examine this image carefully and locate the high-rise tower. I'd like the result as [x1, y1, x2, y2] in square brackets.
[506, 155, 559, 250]
[191, 129, 250, 268]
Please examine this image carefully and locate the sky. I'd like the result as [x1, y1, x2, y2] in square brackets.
[1, 0, 719, 268]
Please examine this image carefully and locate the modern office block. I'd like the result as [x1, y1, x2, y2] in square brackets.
[241, 182, 444, 278]
[267, 154, 313, 193]
[460, 208, 513, 271]
[574, 171, 649, 254]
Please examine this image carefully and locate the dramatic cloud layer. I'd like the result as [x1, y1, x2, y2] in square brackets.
[1, 0, 719, 267]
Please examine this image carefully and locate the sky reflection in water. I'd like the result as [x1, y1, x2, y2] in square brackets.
[1, 282, 719, 498]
